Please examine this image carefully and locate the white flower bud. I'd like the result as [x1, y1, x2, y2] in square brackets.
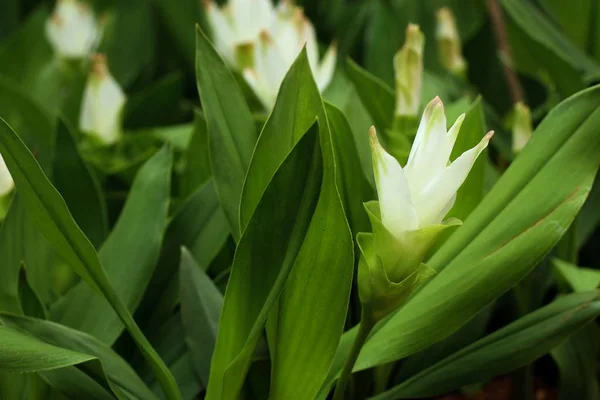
[394, 24, 424, 118]
[436, 8, 467, 76]
[512, 102, 533, 155]
[46, 0, 100, 59]
[79, 54, 126, 145]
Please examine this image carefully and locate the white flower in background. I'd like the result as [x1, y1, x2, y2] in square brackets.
[371, 97, 493, 239]
[394, 24, 424, 118]
[512, 102, 532, 155]
[243, 2, 336, 108]
[46, 0, 100, 59]
[205, 0, 275, 66]
[0, 155, 14, 197]
[79, 54, 126, 145]
[436, 7, 467, 76]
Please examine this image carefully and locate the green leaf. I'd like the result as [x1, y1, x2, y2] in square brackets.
[180, 112, 211, 199]
[240, 49, 324, 229]
[206, 123, 322, 400]
[52, 147, 172, 345]
[0, 119, 180, 399]
[0, 75, 55, 172]
[0, 324, 95, 372]
[180, 247, 223, 387]
[154, 0, 206, 69]
[550, 324, 600, 400]
[372, 291, 600, 399]
[0, 314, 158, 400]
[99, 0, 156, 87]
[136, 179, 229, 336]
[345, 58, 395, 136]
[53, 118, 108, 249]
[0, 194, 54, 312]
[321, 85, 600, 395]
[195, 26, 257, 241]
[0, 8, 60, 109]
[539, 0, 595, 52]
[325, 101, 373, 235]
[447, 97, 488, 221]
[501, 0, 600, 93]
[323, 71, 373, 185]
[553, 259, 600, 293]
[123, 72, 185, 129]
[577, 171, 600, 247]
[212, 50, 354, 400]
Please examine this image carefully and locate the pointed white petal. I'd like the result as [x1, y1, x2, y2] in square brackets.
[370, 127, 419, 237]
[405, 97, 451, 196]
[205, 1, 236, 64]
[315, 43, 336, 91]
[0, 154, 14, 197]
[415, 131, 493, 226]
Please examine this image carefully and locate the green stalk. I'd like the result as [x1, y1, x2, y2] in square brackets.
[332, 312, 375, 400]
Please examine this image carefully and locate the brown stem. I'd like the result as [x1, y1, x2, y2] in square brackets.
[486, 0, 525, 104]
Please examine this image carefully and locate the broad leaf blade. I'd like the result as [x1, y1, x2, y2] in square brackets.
[195, 26, 257, 241]
[180, 248, 223, 387]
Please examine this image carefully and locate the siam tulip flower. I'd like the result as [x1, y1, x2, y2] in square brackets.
[242, 2, 337, 109]
[79, 54, 126, 146]
[46, 0, 100, 59]
[394, 24, 424, 118]
[204, 0, 275, 67]
[358, 97, 493, 320]
[512, 102, 532, 155]
[0, 154, 14, 197]
[436, 7, 467, 76]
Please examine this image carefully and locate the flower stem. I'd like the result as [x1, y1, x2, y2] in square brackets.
[332, 312, 375, 400]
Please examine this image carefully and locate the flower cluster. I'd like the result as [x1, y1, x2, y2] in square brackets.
[205, 0, 336, 109]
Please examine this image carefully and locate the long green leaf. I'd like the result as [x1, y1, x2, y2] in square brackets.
[372, 291, 600, 399]
[345, 58, 395, 135]
[239, 50, 323, 230]
[53, 118, 108, 249]
[0, 119, 180, 399]
[136, 179, 229, 336]
[0, 324, 94, 372]
[1, 314, 158, 400]
[195, 26, 257, 240]
[180, 248, 223, 387]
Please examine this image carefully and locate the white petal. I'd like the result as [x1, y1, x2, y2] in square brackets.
[415, 131, 493, 226]
[206, 1, 236, 64]
[242, 68, 273, 109]
[405, 97, 454, 196]
[0, 154, 14, 197]
[315, 43, 337, 91]
[370, 127, 419, 237]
